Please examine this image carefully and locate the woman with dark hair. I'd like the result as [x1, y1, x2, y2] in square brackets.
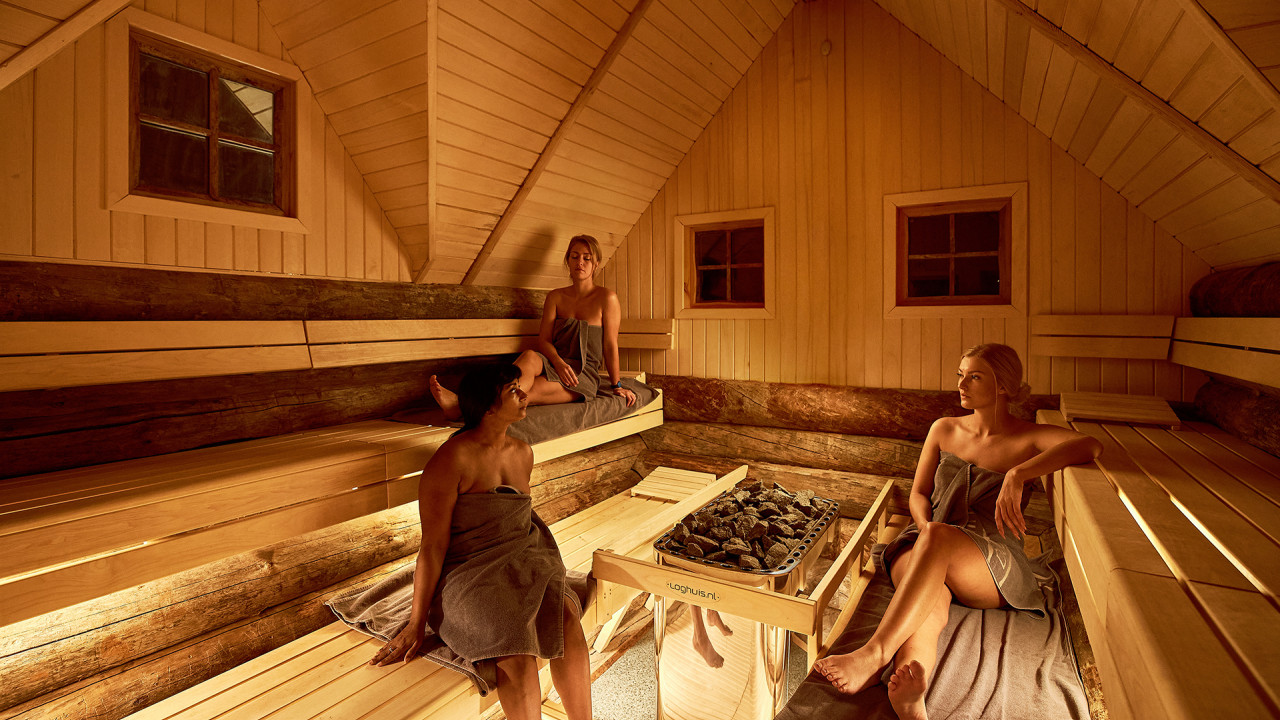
[337, 364, 592, 720]
[814, 344, 1102, 720]
[430, 234, 638, 417]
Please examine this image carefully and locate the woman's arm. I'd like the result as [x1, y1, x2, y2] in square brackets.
[908, 421, 945, 528]
[600, 291, 635, 407]
[369, 448, 460, 666]
[994, 427, 1103, 538]
[537, 291, 577, 388]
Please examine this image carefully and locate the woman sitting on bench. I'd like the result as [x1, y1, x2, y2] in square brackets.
[814, 344, 1102, 720]
[335, 365, 592, 720]
[430, 234, 638, 416]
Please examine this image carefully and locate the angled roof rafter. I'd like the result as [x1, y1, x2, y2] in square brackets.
[0, 0, 133, 92]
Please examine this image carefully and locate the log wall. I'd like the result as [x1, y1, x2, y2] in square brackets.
[0, 6, 409, 281]
[602, 0, 1211, 401]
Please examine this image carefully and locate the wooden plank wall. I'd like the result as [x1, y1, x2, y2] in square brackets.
[602, 0, 1212, 400]
[0, 0, 410, 281]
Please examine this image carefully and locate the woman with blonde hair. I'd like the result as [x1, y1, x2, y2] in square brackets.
[430, 234, 638, 416]
[815, 343, 1102, 720]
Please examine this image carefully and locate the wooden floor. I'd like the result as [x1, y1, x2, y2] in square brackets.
[125, 467, 718, 720]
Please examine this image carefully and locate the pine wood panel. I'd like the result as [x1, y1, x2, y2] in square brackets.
[607, 0, 1209, 400]
[0, 0, 407, 282]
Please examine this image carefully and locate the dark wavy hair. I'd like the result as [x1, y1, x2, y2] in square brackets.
[455, 364, 522, 434]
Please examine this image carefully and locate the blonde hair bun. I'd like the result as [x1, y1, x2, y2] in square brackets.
[962, 343, 1030, 404]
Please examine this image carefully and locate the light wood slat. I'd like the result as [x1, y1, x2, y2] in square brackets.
[1170, 340, 1280, 389]
[0, 320, 308, 354]
[1107, 570, 1273, 719]
[309, 336, 537, 368]
[1029, 335, 1171, 359]
[992, 0, 1280, 207]
[1077, 421, 1251, 589]
[1180, 422, 1280, 502]
[304, 318, 540, 344]
[531, 394, 663, 464]
[1116, 425, 1280, 600]
[616, 332, 672, 349]
[1060, 391, 1181, 427]
[1186, 581, 1280, 710]
[0, 457, 385, 580]
[461, 0, 656, 284]
[1172, 317, 1280, 353]
[0, 485, 387, 628]
[0, 346, 313, 393]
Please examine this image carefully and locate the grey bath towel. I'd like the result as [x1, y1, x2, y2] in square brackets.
[327, 487, 592, 695]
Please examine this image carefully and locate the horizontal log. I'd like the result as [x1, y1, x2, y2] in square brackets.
[0, 260, 545, 321]
[632, 451, 1055, 537]
[1194, 378, 1280, 460]
[640, 421, 924, 478]
[644, 375, 1055, 440]
[1189, 261, 1280, 317]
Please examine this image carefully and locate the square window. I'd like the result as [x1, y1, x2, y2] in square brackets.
[897, 198, 1010, 307]
[674, 208, 775, 319]
[130, 32, 291, 215]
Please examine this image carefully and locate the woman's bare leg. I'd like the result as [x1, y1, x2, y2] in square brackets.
[691, 606, 724, 668]
[886, 586, 951, 720]
[493, 655, 542, 720]
[428, 375, 460, 420]
[814, 522, 1001, 695]
[514, 350, 577, 406]
[549, 603, 592, 720]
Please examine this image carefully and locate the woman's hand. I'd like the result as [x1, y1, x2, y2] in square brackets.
[613, 385, 636, 407]
[554, 360, 578, 389]
[370, 623, 424, 666]
[994, 469, 1029, 539]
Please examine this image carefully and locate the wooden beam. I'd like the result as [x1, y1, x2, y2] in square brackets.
[0, 0, 132, 92]
[992, 0, 1280, 207]
[461, 0, 656, 285]
[412, 0, 439, 284]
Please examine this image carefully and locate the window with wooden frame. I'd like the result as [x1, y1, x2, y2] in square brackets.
[105, 9, 311, 233]
[131, 33, 292, 215]
[899, 200, 1009, 305]
[673, 208, 775, 320]
[882, 184, 1027, 319]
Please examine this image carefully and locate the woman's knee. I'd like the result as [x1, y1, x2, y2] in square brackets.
[916, 522, 968, 554]
[515, 349, 541, 369]
[495, 654, 538, 675]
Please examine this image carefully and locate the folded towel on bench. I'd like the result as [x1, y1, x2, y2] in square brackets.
[327, 487, 593, 695]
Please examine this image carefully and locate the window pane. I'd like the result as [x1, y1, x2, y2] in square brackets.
[730, 226, 764, 263]
[218, 141, 275, 205]
[907, 258, 950, 297]
[139, 123, 207, 195]
[907, 214, 949, 254]
[954, 211, 1001, 253]
[731, 266, 764, 304]
[219, 79, 274, 143]
[140, 53, 209, 127]
[955, 255, 1001, 296]
[698, 268, 728, 303]
[695, 230, 728, 265]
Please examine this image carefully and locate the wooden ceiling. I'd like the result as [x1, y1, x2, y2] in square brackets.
[2, 0, 1278, 280]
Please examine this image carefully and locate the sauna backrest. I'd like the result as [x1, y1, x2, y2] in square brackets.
[0, 318, 674, 391]
[1029, 314, 1174, 359]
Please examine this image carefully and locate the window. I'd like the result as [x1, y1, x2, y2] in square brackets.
[674, 208, 775, 319]
[900, 201, 1008, 305]
[106, 9, 311, 233]
[883, 184, 1027, 319]
[132, 35, 289, 213]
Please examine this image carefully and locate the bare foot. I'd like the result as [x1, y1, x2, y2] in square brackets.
[813, 646, 886, 695]
[707, 610, 733, 637]
[887, 660, 928, 720]
[692, 624, 724, 668]
[428, 375, 460, 421]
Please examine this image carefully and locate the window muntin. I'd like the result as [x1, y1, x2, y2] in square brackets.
[131, 33, 290, 215]
[897, 199, 1011, 307]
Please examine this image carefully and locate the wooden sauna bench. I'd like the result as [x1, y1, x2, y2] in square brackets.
[0, 397, 664, 630]
[1038, 406, 1280, 719]
[122, 465, 746, 720]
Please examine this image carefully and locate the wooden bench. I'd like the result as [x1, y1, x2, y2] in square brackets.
[1039, 403, 1280, 718]
[121, 465, 742, 720]
[0, 318, 674, 392]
